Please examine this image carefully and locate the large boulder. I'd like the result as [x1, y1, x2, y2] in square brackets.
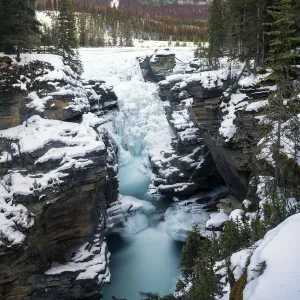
[149, 49, 176, 82]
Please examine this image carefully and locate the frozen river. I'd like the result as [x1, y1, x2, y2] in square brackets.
[79, 47, 195, 299]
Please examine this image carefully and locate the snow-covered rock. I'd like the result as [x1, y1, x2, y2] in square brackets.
[165, 201, 209, 242]
[244, 213, 300, 300]
[148, 97, 217, 197]
[0, 54, 89, 131]
[106, 195, 156, 236]
[0, 113, 118, 298]
[206, 211, 229, 230]
[149, 49, 176, 81]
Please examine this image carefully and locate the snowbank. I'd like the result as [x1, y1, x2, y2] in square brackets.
[244, 213, 300, 300]
[206, 211, 229, 229]
[46, 239, 110, 284]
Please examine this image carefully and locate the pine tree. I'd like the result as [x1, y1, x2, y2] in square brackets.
[265, 0, 299, 91]
[79, 12, 88, 48]
[255, 0, 300, 224]
[179, 226, 202, 280]
[0, 0, 40, 61]
[56, 0, 83, 74]
[124, 26, 133, 47]
[188, 238, 223, 300]
[208, 0, 225, 68]
[41, 26, 52, 52]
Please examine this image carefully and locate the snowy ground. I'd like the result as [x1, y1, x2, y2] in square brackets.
[217, 213, 300, 300]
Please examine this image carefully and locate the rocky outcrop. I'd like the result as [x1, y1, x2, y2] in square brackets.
[0, 115, 118, 300]
[83, 80, 118, 114]
[191, 94, 251, 200]
[0, 59, 118, 129]
[190, 79, 274, 201]
[154, 67, 276, 201]
[149, 98, 222, 197]
[137, 56, 227, 198]
[139, 49, 176, 82]
[158, 72, 234, 102]
[0, 55, 119, 299]
[137, 55, 157, 82]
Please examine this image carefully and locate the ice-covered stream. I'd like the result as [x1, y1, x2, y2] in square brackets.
[79, 47, 195, 299]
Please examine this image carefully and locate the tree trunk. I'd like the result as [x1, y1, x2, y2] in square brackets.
[16, 45, 21, 62]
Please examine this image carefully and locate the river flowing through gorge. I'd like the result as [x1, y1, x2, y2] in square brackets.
[79, 48, 196, 299]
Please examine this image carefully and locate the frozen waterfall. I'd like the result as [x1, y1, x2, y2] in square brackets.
[79, 47, 194, 299]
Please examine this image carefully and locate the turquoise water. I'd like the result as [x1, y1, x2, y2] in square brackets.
[102, 216, 183, 300]
[102, 156, 184, 300]
[118, 157, 152, 200]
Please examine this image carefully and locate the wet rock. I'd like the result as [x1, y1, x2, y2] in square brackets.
[105, 195, 156, 236]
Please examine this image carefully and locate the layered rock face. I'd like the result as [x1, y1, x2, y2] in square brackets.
[0, 60, 89, 128]
[190, 94, 251, 201]
[149, 96, 222, 197]
[140, 53, 276, 202]
[0, 57, 117, 130]
[138, 49, 176, 82]
[0, 55, 118, 299]
[138, 63, 227, 198]
[191, 74, 275, 201]
[83, 79, 118, 114]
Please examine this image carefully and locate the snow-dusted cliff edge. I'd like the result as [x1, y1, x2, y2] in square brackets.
[0, 54, 118, 299]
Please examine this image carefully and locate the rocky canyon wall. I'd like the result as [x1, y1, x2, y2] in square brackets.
[0, 56, 118, 299]
[139, 50, 275, 202]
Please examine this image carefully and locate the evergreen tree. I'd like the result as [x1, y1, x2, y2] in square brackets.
[265, 0, 299, 91]
[188, 238, 223, 300]
[56, 0, 82, 74]
[41, 26, 52, 52]
[179, 226, 203, 281]
[0, 0, 40, 61]
[124, 26, 133, 47]
[253, 0, 300, 230]
[79, 13, 88, 48]
[208, 0, 225, 68]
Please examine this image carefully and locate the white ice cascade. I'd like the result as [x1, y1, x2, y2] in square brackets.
[112, 60, 173, 160]
[80, 49, 173, 236]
